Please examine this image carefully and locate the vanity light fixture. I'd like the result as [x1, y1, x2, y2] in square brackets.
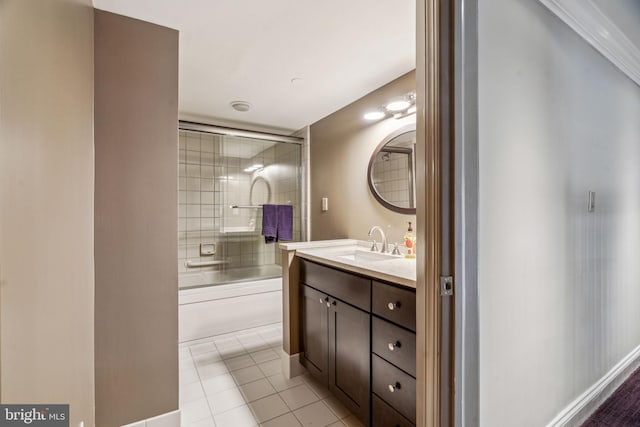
[364, 110, 386, 121]
[364, 92, 417, 122]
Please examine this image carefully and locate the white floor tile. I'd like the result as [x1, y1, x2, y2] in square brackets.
[213, 404, 258, 427]
[225, 354, 256, 371]
[231, 365, 266, 385]
[180, 398, 212, 425]
[181, 367, 201, 385]
[193, 351, 223, 367]
[180, 324, 358, 427]
[218, 344, 248, 360]
[180, 347, 192, 360]
[207, 387, 246, 415]
[190, 342, 217, 356]
[249, 348, 280, 364]
[186, 417, 216, 427]
[293, 401, 338, 427]
[201, 373, 237, 396]
[239, 378, 277, 402]
[322, 396, 350, 419]
[247, 394, 290, 423]
[180, 357, 196, 371]
[257, 359, 282, 377]
[266, 373, 304, 392]
[260, 413, 302, 427]
[303, 376, 331, 399]
[180, 381, 205, 404]
[279, 384, 320, 411]
[341, 415, 365, 427]
[197, 361, 229, 380]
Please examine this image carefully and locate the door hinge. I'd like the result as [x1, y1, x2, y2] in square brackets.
[440, 276, 454, 296]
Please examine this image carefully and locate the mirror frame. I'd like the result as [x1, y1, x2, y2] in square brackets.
[367, 124, 417, 214]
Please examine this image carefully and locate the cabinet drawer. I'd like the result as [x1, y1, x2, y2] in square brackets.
[372, 394, 415, 427]
[372, 281, 416, 331]
[300, 259, 371, 311]
[372, 355, 416, 423]
[372, 316, 416, 377]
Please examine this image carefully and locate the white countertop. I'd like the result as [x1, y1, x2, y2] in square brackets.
[280, 239, 417, 289]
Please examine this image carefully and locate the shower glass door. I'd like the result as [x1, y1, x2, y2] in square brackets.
[177, 125, 302, 289]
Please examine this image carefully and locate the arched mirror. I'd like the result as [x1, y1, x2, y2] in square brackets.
[367, 124, 416, 214]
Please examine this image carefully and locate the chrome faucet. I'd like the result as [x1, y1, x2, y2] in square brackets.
[368, 226, 388, 253]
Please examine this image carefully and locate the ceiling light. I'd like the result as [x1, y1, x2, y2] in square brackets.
[386, 99, 411, 112]
[230, 101, 251, 112]
[364, 110, 385, 121]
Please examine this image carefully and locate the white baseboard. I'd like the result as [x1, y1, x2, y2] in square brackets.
[547, 344, 640, 427]
[282, 352, 306, 379]
[121, 409, 180, 427]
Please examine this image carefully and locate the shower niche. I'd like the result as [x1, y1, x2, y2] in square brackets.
[177, 124, 302, 289]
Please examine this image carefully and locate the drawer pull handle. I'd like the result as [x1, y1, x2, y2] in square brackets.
[387, 301, 401, 311]
[388, 341, 401, 351]
[388, 382, 401, 393]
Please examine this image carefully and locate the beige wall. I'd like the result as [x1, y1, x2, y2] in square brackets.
[94, 10, 179, 427]
[0, 0, 95, 425]
[310, 71, 416, 245]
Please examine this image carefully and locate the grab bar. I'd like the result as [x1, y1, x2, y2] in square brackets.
[185, 259, 228, 268]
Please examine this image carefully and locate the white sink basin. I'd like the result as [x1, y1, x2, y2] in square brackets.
[334, 249, 401, 262]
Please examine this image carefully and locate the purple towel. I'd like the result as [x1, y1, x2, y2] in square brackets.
[277, 205, 293, 241]
[262, 204, 278, 243]
[261, 204, 293, 244]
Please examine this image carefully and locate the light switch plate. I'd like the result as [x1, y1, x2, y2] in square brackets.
[321, 197, 329, 212]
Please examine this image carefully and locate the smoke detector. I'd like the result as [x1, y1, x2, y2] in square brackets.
[230, 101, 251, 112]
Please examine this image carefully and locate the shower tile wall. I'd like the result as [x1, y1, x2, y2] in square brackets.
[372, 152, 412, 207]
[178, 130, 301, 279]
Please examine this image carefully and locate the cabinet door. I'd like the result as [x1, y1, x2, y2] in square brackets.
[301, 285, 328, 385]
[329, 299, 370, 425]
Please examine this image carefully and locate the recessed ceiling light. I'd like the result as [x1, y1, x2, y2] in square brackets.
[364, 110, 385, 121]
[230, 101, 251, 112]
[386, 99, 411, 112]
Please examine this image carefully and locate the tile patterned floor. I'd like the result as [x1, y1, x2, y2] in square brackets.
[179, 323, 364, 427]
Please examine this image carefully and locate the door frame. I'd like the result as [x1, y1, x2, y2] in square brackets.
[415, 0, 456, 425]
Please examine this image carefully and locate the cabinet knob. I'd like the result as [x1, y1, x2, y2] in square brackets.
[387, 301, 400, 311]
[388, 341, 401, 351]
[388, 382, 401, 393]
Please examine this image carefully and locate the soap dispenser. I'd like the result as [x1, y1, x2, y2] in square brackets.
[404, 221, 416, 259]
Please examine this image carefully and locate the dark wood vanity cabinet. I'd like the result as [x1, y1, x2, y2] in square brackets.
[299, 258, 417, 426]
[371, 281, 417, 425]
[300, 259, 371, 425]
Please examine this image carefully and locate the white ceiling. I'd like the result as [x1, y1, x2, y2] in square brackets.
[93, 0, 416, 133]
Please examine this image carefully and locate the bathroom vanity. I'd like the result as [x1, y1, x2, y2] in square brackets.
[279, 240, 417, 426]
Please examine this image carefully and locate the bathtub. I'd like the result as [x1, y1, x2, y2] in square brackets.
[179, 275, 282, 342]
